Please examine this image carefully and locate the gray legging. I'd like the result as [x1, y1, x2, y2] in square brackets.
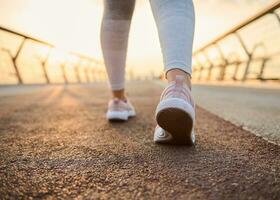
[101, 0, 195, 90]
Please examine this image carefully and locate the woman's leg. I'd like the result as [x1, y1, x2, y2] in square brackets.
[151, 0, 196, 145]
[150, 0, 195, 89]
[101, 0, 135, 100]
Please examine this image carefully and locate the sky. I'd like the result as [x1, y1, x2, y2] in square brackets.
[0, 0, 276, 75]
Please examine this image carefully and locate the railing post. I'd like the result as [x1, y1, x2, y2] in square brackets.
[194, 57, 204, 81]
[226, 52, 241, 81]
[202, 51, 214, 81]
[234, 32, 252, 81]
[91, 68, 95, 82]
[75, 67, 81, 83]
[214, 43, 228, 81]
[272, 11, 280, 24]
[60, 62, 68, 84]
[12, 38, 26, 84]
[87, 60, 93, 82]
[39, 48, 52, 84]
[84, 67, 90, 83]
[232, 60, 241, 81]
[74, 59, 82, 83]
[257, 58, 269, 80]
[250, 43, 268, 81]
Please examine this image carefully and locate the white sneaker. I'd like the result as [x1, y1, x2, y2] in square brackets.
[106, 98, 136, 121]
[154, 75, 195, 145]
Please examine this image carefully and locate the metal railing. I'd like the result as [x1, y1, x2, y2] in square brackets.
[0, 26, 106, 84]
[192, 1, 280, 82]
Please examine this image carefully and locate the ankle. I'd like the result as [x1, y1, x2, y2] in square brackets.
[112, 89, 126, 101]
[166, 69, 192, 90]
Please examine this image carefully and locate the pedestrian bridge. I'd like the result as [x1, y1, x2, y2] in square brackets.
[0, 2, 280, 199]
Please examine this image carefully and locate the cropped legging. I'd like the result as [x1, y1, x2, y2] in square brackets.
[101, 0, 195, 90]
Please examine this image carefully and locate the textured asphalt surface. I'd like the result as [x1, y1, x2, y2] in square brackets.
[0, 81, 280, 199]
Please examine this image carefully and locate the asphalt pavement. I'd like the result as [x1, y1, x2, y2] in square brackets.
[0, 81, 279, 199]
[192, 83, 280, 145]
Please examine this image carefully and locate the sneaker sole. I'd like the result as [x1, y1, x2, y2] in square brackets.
[156, 98, 195, 145]
[107, 110, 135, 122]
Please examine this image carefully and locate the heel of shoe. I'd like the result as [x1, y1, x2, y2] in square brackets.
[156, 98, 195, 145]
[106, 111, 129, 121]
